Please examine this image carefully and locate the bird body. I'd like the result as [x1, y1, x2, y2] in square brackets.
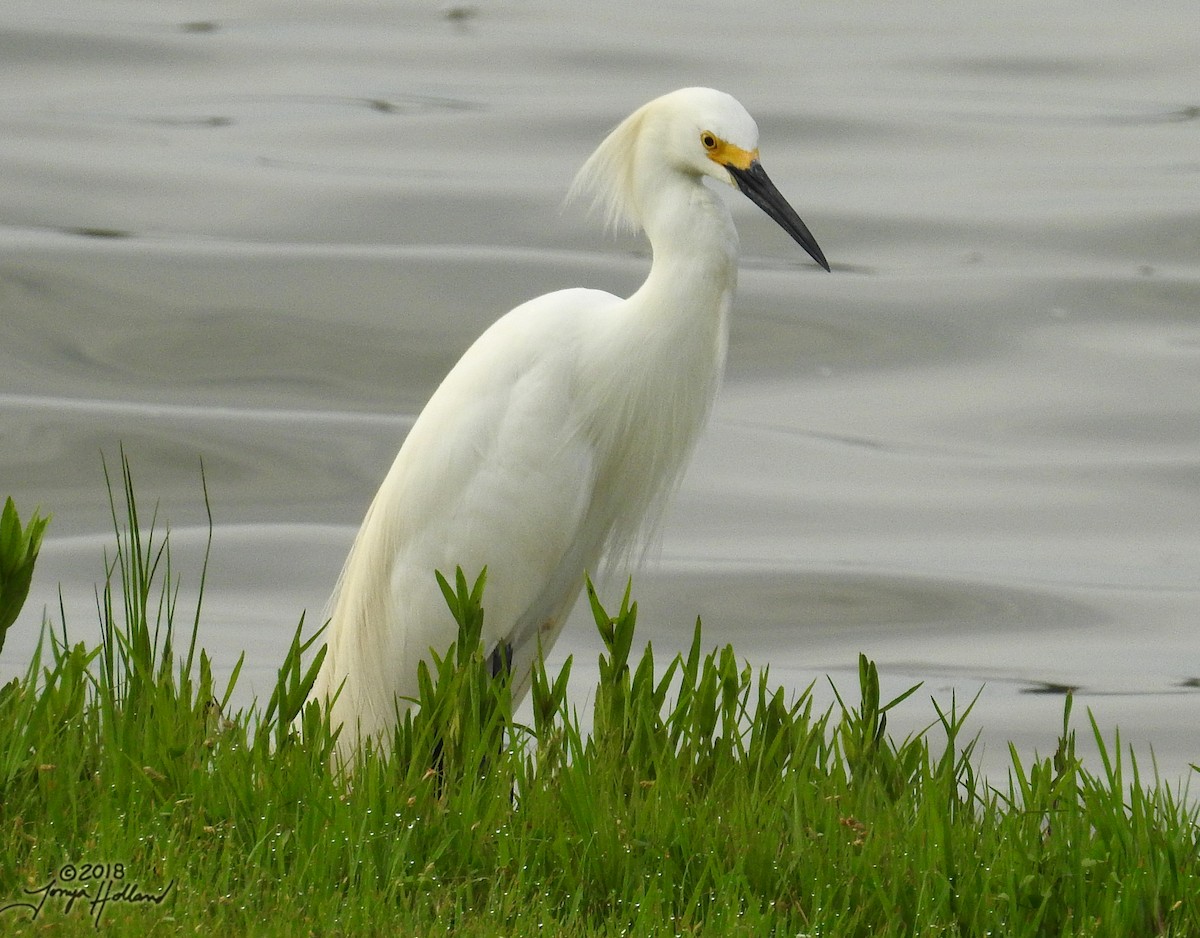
[308, 88, 828, 760]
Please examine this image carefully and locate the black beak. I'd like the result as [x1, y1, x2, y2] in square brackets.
[728, 161, 830, 272]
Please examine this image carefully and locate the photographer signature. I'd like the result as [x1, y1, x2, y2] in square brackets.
[1, 863, 174, 929]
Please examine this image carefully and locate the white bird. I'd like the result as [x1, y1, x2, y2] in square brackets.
[308, 87, 829, 761]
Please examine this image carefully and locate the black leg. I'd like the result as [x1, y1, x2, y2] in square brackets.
[488, 640, 515, 805]
[489, 640, 513, 680]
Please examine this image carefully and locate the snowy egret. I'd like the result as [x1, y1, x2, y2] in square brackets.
[308, 87, 829, 760]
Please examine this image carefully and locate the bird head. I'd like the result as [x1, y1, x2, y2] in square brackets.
[571, 87, 830, 272]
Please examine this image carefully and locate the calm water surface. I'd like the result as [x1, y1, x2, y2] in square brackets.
[2, 0, 1197, 782]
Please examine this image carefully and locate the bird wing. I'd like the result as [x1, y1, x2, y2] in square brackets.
[318, 288, 619, 738]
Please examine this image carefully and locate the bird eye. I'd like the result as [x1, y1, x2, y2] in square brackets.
[700, 132, 718, 150]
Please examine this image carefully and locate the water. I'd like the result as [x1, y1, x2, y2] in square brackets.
[2, 0, 1197, 783]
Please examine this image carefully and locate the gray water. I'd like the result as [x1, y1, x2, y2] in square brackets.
[2, 0, 1197, 783]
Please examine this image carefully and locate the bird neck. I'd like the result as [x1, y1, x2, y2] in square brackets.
[579, 172, 738, 565]
[632, 170, 740, 328]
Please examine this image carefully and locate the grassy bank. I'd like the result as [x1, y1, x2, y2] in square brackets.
[0, 464, 1197, 936]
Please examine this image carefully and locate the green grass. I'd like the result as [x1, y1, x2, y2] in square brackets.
[0, 461, 1197, 936]
[0, 496, 50, 658]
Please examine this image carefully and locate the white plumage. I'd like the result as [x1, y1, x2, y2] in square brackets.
[307, 87, 829, 761]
